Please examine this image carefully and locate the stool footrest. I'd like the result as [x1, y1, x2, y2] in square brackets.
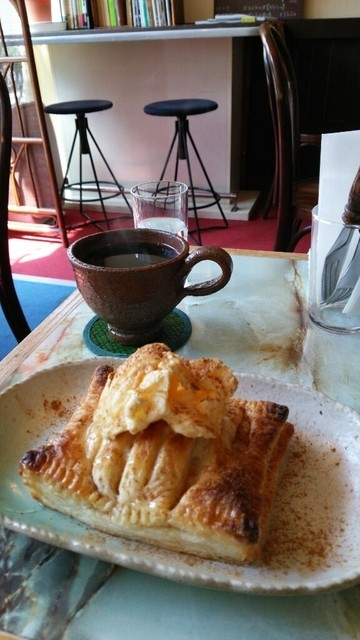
[63, 180, 125, 204]
[188, 187, 222, 211]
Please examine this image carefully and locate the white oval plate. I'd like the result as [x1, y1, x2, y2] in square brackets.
[1, 360, 360, 595]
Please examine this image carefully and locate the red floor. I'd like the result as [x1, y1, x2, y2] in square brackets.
[9, 210, 310, 281]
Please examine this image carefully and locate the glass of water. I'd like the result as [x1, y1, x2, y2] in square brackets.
[131, 181, 188, 239]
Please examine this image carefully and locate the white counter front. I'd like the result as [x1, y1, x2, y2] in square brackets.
[33, 24, 260, 217]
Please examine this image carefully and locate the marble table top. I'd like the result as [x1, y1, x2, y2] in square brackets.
[0, 250, 359, 640]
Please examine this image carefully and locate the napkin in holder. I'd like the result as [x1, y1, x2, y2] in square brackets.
[309, 130, 360, 332]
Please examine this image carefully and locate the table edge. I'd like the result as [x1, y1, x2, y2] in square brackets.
[0, 250, 307, 388]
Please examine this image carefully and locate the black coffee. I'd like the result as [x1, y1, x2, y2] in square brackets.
[103, 252, 169, 267]
[82, 242, 178, 268]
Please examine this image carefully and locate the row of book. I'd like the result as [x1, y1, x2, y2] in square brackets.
[126, 0, 184, 27]
[60, 0, 184, 30]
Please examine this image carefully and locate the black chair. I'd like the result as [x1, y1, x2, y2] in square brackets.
[0, 71, 31, 344]
[143, 98, 228, 245]
[260, 22, 320, 252]
[44, 100, 132, 230]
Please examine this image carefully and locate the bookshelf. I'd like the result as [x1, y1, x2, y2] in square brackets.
[0, 0, 68, 245]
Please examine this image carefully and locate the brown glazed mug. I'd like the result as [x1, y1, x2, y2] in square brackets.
[68, 228, 233, 345]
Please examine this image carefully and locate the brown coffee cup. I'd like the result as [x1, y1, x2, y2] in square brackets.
[68, 228, 233, 345]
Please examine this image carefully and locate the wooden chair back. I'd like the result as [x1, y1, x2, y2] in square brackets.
[260, 22, 319, 251]
[0, 70, 30, 343]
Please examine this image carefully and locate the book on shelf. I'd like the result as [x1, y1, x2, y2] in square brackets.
[170, 0, 184, 25]
[116, 0, 128, 24]
[62, 0, 183, 28]
[108, 0, 118, 26]
[88, 0, 128, 26]
[61, 0, 92, 29]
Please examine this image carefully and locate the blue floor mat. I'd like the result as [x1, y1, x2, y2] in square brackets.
[1, 278, 76, 359]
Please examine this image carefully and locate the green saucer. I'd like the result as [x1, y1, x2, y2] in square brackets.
[83, 309, 192, 357]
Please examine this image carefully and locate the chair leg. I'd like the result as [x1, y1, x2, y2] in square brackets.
[0, 269, 30, 343]
[287, 224, 312, 252]
[261, 176, 276, 219]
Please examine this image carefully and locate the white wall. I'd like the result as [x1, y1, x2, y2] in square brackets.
[37, 38, 232, 197]
[37, 0, 360, 213]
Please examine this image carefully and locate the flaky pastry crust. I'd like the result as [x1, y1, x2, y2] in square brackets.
[20, 345, 294, 564]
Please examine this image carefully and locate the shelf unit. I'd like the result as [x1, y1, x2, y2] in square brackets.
[0, 0, 68, 246]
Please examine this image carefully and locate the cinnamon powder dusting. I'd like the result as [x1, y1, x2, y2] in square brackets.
[43, 398, 68, 418]
[261, 432, 348, 572]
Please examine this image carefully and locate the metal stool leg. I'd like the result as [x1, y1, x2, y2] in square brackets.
[159, 127, 179, 181]
[59, 113, 132, 231]
[85, 122, 133, 213]
[178, 118, 202, 244]
[63, 116, 108, 231]
[81, 116, 110, 229]
[186, 124, 228, 229]
[59, 126, 78, 201]
[159, 117, 228, 245]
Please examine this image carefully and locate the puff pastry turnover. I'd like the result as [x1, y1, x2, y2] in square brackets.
[20, 343, 294, 564]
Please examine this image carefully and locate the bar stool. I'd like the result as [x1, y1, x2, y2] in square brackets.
[143, 98, 228, 245]
[44, 99, 132, 231]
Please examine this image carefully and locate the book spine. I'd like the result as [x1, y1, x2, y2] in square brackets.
[71, 0, 78, 27]
[100, 0, 111, 25]
[151, 0, 159, 26]
[146, 0, 154, 26]
[63, 0, 73, 28]
[132, 0, 141, 26]
[89, 0, 100, 26]
[170, 0, 184, 25]
[164, 0, 171, 25]
[59, 0, 67, 22]
[139, 0, 149, 26]
[108, 0, 118, 25]
[157, 0, 166, 26]
[125, 0, 133, 25]
[115, 0, 128, 24]
[77, 0, 91, 28]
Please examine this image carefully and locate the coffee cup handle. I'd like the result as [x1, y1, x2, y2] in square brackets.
[179, 247, 233, 298]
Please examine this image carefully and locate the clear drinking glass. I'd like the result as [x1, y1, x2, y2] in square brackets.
[308, 206, 360, 333]
[131, 181, 188, 239]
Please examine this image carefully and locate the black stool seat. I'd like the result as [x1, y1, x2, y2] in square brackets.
[143, 98, 227, 245]
[144, 99, 218, 118]
[44, 100, 112, 116]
